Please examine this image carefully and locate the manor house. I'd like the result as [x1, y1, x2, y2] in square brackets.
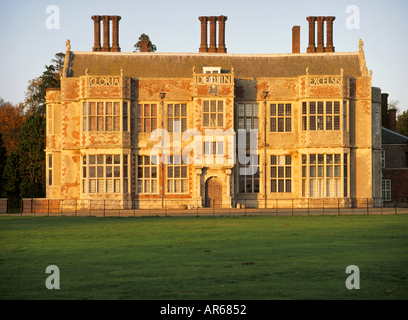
[45, 15, 382, 208]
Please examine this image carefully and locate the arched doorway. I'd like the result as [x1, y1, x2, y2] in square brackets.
[205, 177, 222, 208]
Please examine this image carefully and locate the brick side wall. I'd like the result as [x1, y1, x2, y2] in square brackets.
[382, 169, 408, 198]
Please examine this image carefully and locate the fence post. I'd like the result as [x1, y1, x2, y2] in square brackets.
[291, 199, 293, 216]
[48, 199, 50, 216]
[307, 198, 309, 217]
[395, 198, 397, 215]
[367, 198, 369, 215]
[338, 198, 340, 215]
[75, 199, 77, 217]
[20, 199, 23, 216]
[322, 199, 324, 216]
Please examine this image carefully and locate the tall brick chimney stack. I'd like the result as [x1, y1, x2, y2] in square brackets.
[92, 15, 121, 52]
[208, 16, 217, 53]
[306, 17, 316, 53]
[198, 15, 228, 53]
[381, 93, 389, 129]
[217, 16, 227, 53]
[306, 16, 336, 53]
[389, 109, 397, 132]
[101, 16, 111, 52]
[91, 16, 102, 52]
[140, 39, 149, 52]
[199, 16, 208, 52]
[325, 16, 335, 52]
[315, 16, 325, 53]
[111, 16, 121, 52]
[292, 26, 300, 53]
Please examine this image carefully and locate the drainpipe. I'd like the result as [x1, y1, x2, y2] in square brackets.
[262, 91, 269, 209]
[160, 92, 166, 209]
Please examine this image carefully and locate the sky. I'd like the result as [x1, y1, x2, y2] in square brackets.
[0, 0, 407, 112]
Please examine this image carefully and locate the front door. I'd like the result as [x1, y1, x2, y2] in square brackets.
[205, 177, 222, 208]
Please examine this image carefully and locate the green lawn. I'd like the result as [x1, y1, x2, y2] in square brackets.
[0, 215, 407, 300]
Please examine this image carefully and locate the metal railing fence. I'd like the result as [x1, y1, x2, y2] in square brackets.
[1, 197, 407, 217]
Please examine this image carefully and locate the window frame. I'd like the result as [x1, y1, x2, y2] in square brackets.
[270, 103, 292, 133]
[136, 155, 158, 194]
[382, 179, 391, 201]
[301, 153, 347, 198]
[270, 155, 292, 193]
[301, 100, 344, 132]
[166, 155, 188, 194]
[48, 154, 52, 186]
[238, 154, 260, 194]
[202, 99, 224, 128]
[82, 100, 129, 132]
[237, 102, 259, 132]
[137, 103, 157, 133]
[381, 150, 385, 168]
[167, 103, 187, 133]
[82, 153, 129, 194]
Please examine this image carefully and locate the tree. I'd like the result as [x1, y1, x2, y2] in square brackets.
[397, 110, 408, 137]
[0, 151, 21, 208]
[24, 52, 64, 116]
[15, 53, 63, 199]
[0, 132, 7, 196]
[389, 100, 400, 114]
[0, 99, 26, 154]
[17, 115, 46, 198]
[133, 33, 157, 52]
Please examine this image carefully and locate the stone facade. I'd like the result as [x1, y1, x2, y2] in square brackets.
[44, 15, 383, 208]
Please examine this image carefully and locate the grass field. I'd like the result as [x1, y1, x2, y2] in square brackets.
[0, 214, 407, 300]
